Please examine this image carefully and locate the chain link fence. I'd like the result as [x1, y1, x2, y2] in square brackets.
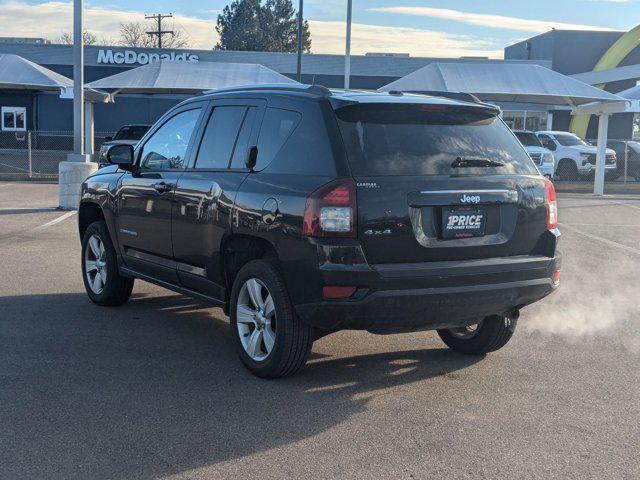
[0, 131, 114, 180]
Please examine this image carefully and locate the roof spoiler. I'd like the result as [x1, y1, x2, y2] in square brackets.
[389, 90, 500, 113]
[203, 84, 332, 96]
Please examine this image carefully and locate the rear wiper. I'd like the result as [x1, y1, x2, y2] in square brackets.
[452, 157, 505, 168]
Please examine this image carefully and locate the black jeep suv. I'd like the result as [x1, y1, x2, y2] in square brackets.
[78, 85, 561, 378]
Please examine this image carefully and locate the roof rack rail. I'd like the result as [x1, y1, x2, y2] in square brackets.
[203, 83, 332, 96]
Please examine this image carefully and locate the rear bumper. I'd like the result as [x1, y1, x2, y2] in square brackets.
[295, 250, 561, 334]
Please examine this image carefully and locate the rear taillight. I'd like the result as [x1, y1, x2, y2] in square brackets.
[303, 178, 357, 237]
[544, 177, 558, 230]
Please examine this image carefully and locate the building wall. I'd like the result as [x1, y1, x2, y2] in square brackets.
[505, 30, 626, 75]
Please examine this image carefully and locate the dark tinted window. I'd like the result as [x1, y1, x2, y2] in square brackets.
[229, 107, 258, 169]
[115, 126, 150, 140]
[140, 109, 200, 170]
[555, 133, 587, 147]
[336, 104, 537, 176]
[256, 108, 301, 170]
[195, 106, 247, 169]
[514, 131, 542, 147]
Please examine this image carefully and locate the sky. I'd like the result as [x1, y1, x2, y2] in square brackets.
[1, 0, 639, 58]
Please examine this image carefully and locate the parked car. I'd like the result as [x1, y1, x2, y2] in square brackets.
[512, 130, 555, 179]
[98, 124, 151, 165]
[78, 85, 561, 378]
[535, 131, 616, 180]
[605, 140, 640, 181]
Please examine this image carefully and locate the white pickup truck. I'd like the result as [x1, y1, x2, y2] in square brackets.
[535, 131, 617, 181]
[513, 130, 555, 179]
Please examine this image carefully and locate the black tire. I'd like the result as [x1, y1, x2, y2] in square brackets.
[230, 259, 313, 378]
[81, 220, 134, 306]
[556, 159, 578, 181]
[437, 315, 517, 355]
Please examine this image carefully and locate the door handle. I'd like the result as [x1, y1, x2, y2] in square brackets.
[152, 182, 173, 193]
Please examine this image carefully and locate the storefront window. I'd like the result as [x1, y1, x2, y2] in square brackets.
[503, 111, 548, 132]
[503, 111, 525, 130]
[525, 112, 547, 132]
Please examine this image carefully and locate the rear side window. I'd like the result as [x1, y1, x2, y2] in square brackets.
[255, 108, 301, 170]
[195, 106, 248, 169]
[336, 104, 538, 176]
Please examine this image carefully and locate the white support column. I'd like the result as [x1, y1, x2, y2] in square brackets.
[593, 113, 610, 196]
[84, 101, 94, 157]
[546, 112, 554, 130]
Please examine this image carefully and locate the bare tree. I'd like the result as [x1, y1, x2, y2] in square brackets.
[56, 29, 98, 46]
[118, 21, 190, 49]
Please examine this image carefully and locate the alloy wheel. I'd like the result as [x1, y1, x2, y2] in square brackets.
[85, 234, 107, 294]
[236, 278, 277, 361]
[447, 321, 483, 340]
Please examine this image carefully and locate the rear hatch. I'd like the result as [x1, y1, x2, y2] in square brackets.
[334, 101, 550, 264]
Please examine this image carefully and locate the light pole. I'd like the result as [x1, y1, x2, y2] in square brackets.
[344, 0, 352, 90]
[296, 0, 303, 82]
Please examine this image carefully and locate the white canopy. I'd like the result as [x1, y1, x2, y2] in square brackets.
[379, 62, 626, 106]
[0, 53, 72, 91]
[87, 60, 298, 94]
[617, 84, 640, 101]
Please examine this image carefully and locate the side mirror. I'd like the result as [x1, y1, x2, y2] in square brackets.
[544, 140, 556, 151]
[107, 144, 135, 170]
[246, 146, 258, 170]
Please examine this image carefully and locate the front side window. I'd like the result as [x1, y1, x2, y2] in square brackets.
[2, 106, 26, 132]
[140, 109, 201, 170]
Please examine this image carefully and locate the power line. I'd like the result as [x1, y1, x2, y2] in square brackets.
[145, 13, 174, 49]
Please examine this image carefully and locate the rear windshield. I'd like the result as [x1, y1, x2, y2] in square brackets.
[335, 104, 537, 176]
[555, 133, 587, 147]
[115, 126, 150, 141]
[514, 131, 542, 148]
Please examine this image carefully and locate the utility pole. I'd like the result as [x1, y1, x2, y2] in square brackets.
[296, 0, 303, 82]
[145, 13, 174, 49]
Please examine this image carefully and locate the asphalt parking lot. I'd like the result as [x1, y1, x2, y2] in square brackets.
[1, 182, 639, 480]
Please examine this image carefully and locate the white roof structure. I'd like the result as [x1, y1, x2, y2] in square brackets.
[0, 53, 72, 90]
[572, 64, 640, 86]
[617, 84, 640, 100]
[87, 60, 298, 94]
[379, 62, 626, 106]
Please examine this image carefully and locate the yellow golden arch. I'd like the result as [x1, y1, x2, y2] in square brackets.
[570, 24, 640, 138]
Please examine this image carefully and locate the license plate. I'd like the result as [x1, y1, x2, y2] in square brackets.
[442, 208, 486, 238]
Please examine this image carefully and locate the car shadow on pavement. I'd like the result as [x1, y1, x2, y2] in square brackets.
[0, 292, 482, 480]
